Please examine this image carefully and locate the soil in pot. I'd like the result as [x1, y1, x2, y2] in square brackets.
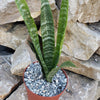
[24, 62, 67, 97]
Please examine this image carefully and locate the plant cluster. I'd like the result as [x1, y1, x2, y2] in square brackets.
[15, 0, 76, 82]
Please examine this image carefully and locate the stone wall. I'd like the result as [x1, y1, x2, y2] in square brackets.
[0, 0, 100, 100]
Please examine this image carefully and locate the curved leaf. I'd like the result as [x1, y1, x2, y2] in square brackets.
[41, 0, 55, 70]
[15, 0, 48, 76]
[47, 61, 76, 82]
[53, 0, 69, 68]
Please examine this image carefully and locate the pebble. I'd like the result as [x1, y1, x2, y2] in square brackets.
[24, 62, 67, 97]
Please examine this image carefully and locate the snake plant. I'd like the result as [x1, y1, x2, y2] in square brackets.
[15, 0, 76, 82]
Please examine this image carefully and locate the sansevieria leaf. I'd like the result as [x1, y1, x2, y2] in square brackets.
[41, 0, 55, 71]
[15, 0, 48, 76]
[53, 0, 69, 67]
[47, 61, 76, 82]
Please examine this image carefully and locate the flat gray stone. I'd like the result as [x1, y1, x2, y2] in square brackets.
[0, 23, 29, 50]
[59, 71, 99, 100]
[0, 55, 21, 100]
[96, 48, 100, 55]
[62, 21, 100, 60]
[87, 22, 100, 56]
[0, 0, 56, 25]
[11, 43, 37, 76]
[56, 0, 100, 23]
[95, 81, 100, 100]
[7, 84, 28, 100]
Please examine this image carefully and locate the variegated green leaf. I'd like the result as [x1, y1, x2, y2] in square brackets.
[41, 0, 55, 71]
[47, 61, 76, 82]
[15, 0, 48, 76]
[53, 0, 69, 68]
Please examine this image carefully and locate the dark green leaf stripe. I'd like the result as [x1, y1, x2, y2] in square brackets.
[41, 0, 55, 70]
[15, 0, 48, 76]
[47, 61, 76, 82]
[53, 0, 69, 68]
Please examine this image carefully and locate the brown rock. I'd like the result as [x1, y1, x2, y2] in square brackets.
[0, 0, 56, 25]
[62, 21, 100, 60]
[96, 48, 100, 55]
[59, 71, 98, 100]
[59, 53, 100, 81]
[0, 23, 29, 50]
[56, 0, 100, 23]
[11, 43, 37, 76]
[0, 55, 21, 100]
[7, 84, 28, 100]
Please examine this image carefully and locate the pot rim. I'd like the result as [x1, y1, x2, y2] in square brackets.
[23, 61, 68, 98]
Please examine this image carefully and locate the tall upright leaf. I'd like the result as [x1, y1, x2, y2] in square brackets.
[15, 0, 48, 76]
[41, 0, 55, 71]
[53, 0, 69, 67]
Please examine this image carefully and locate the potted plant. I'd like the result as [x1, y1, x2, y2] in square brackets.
[15, 0, 76, 100]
